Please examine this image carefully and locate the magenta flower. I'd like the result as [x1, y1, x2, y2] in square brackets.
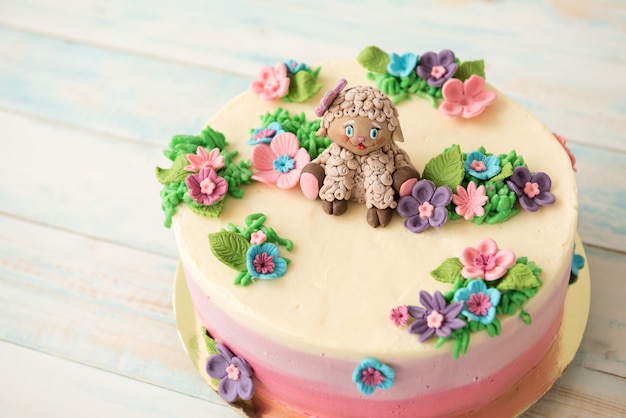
[407, 290, 465, 342]
[185, 167, 228, 205]
[506, 166, 555, 212]
[460, 238, 516, 281]
[250, 63, 290, 101]
[251, 132, 310, 189]
[452, 181, 488, 220]
[439, 75, 497, 118]
[185, 146, 225, 173]
[206, 343, 254, 402]
[390, 305, 409, 327]
[397, 180, 452, 233]
[553, 133, 577, 172]
[416, 50, 458, 87]
[352, 358, 395, 396]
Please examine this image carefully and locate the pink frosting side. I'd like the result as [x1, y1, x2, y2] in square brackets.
[185, 266, 568, 417]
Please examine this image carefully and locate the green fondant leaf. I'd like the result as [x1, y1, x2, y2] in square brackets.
[201, 327, 219, 356]
[430, 257, 463, 283]
[496, 263, 541, 291]
[490, 162, 513, 183]
[422, 144, 464, 189]
[156, 154, 190, 185]
[188, 198, 224, 218]
[285, 70, 322, 103]
[455, 60, 486, 82]
[208, 231, 251, 271]
[357, 46, 390, 74]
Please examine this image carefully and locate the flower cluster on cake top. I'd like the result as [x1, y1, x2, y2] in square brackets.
[391, 238, 544, 359]
[250, 59, 322, 102]
[397, 145, 556, 233]
[207, 213, 293, 286]
[357, 46, 496, 118]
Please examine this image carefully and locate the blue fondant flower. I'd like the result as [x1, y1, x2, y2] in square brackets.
[572, 248, 585, 277]
[247, 122, 285, 145]
[464, 151, 501, 180]
[352, 358, 395, 396]
[246, 243, 287, 279]
[206, 343, 254, 402]
[387, 52, 419, 78]
[285, 59, 310, 74]
[453, 280, 501, 325]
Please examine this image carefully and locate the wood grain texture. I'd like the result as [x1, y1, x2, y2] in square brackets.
[0, 0, 624, 416]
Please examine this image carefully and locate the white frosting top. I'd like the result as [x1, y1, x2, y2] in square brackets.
[173, 59, 578, 359]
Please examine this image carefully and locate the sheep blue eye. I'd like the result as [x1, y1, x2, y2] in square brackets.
[370, 128, 378, 139]
[345, 126, 353, 137]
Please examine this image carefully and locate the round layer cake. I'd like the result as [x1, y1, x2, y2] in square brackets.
[166, 55, 578, 417]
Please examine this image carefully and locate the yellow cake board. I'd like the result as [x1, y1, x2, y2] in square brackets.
[174, 235, 590, 418]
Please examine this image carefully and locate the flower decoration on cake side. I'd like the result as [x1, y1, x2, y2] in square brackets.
[397, 144, 556, 233]
[357, 45, 492, 113]
[250, 132, 311, 189]
[206, 343, 255, 402]
[569, 244, 586, 285]
[352, 358, 395, 396]
[250, 59, 322, 103]
[399, 238, 544, 359]
[553, 133, 577, 172]
[156, 126, 253, 227]
[208, 213, 293, 286]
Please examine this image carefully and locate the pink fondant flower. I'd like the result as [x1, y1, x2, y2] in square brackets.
[250, 63, 290, 101]
[452, 181, 489, 220]
[185, 167, 228, 205]
[251, 132, 310, 189]
[460, 238, 516, 281]
[250, 230, 267, 245]
[439, 75, 497, 118]
[390, 305, 409, 327]
[185, 146, 225, 173]
[553, 133, 577, 172]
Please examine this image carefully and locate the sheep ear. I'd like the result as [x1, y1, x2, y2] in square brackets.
[392, 124, 405, 142]
[316, 126, 327, 137]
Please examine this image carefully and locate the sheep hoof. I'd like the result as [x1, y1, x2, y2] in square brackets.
[367, 207, 392, 228]
[322, 200, 348, 216]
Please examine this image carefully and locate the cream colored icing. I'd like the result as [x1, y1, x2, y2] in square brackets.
[172, 59, 578, 364]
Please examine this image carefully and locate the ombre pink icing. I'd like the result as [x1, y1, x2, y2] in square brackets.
[460, 238, 516, 281]
[183, 265, 569, 418]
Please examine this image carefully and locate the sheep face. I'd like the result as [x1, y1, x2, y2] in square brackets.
[326, 114, 394, 156]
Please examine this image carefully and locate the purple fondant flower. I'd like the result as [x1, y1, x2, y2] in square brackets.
[352, 358, 395, 396]
[397, 180, 452, 233]
[506, 166, 555, 212]
[185, 167, 228, 206]
[408, 290, 465, 342]
[246, 243, 287, 279]
[453, 280, 501, 325]
[206, 343, 254, 402]
[416, 50, 458, 87]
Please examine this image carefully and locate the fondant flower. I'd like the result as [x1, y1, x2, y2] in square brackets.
[439, 75, 497, 118]
[206, 343, 254, 402]
[464, 151, 501, 180]
[460, 238, 516, 281]
[571, 245, 585, 277]
[506, 166, 555, 212]
[250, 230, 267, 245]
[453, 280, 501, 325]
[185, 146, 225, 173]
[247, 122, 285, 145]
[250, 63, 290, 101]
[185, 167, 228, 206]
[407, 290, 465, 342]
[397, 180, 452, 233]
[390, 305, 409, 327]
[452, 181, 488, 220]
[416, 50, 458, 87]
[553, 133, 577, 172]
[246, 243, 287, 279]
[352, 358, 395, 396]
[285, 59, 310, 74]
[387, 52, 419, 77]
[251, 132, 310, 189]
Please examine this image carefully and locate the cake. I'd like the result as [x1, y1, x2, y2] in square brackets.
[157, 47, 579, 417]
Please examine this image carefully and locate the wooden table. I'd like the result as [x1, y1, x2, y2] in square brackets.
[1, 1, 624, 416]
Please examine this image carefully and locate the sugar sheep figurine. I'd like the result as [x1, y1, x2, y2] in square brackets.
[300, 79, 420, 227]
